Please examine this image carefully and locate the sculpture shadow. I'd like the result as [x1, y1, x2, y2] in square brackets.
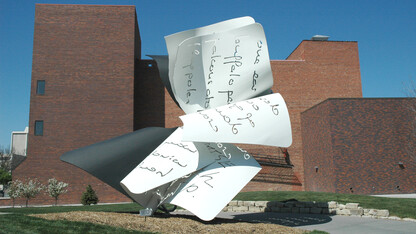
[144, 211, 333, 227]
[161, 213, 244, 225]
[232, 212, 333, 227]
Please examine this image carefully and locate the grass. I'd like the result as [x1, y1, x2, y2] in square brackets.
[234, 191, 416, 218]
[0, 214, 152, 234]
[1, 191, 415, 218]
[309, 231, 329, 234]
[0, 191, 413, 233]
[0, 203, 143, 214]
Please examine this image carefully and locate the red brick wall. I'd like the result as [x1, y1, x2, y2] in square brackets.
[271, 41, 362, 190]
[12, 4, 139, 205]
[134, 59, 165, 130]
[0, 198, 11, 207]
[165, 40, 363, 191]
[302, 98, 416, 194]
[301, 99, 336, 192]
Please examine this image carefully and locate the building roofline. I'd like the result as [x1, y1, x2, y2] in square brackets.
[303, 40, 358, 43]
[285, 40, 358, 60]
[35, 3, 136, 7]
[302, 97, 415, 114]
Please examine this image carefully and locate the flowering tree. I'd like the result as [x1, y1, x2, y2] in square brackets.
[47, 178, 68, 206]
[7, 180, 22, 208]
[20, 179, 44, 207]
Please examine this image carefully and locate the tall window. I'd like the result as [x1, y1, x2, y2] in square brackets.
[36, 80, 45, 95]
[34, 120, 44, 136]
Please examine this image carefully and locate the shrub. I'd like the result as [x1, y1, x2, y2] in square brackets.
[0, 168, 12, 185]
[20, 179, 44, 207]
[81, 185, 99, 205]
[47, 178, 68, 206]
[7, 180, 22, 207]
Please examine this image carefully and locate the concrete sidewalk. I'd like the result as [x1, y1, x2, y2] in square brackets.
[372, 194, 416, 199]
[172, 210, 416, 234]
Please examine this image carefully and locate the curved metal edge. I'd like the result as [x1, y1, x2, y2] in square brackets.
[60, 127, 177, 197]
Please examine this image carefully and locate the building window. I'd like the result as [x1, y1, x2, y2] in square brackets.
[36, 80, 45, 95]
[34, 120, 43, 136]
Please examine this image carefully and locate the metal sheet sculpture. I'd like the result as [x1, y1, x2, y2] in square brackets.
[61, 16, 292, 221]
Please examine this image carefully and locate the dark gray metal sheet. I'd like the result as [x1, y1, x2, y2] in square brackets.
[60, 127, 177, 197]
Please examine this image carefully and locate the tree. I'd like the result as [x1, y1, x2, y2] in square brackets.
[0, 148, 11, 172]
[0, 145, 10, 155]
[0, 168, 12, 185]
[7, 180, 22, 208]
[47, 178, 68, 206]
[20, 179, 44, 207]
[81, 185, 99, 205]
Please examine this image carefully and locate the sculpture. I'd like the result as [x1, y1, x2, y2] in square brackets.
[61, 16, 292, 221]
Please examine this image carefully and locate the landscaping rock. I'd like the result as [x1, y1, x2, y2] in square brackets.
[403, 218, 416, 222]
[275, 202, 284, 208]
[300, 208, 310, 213]
[346, 203, 359, 209]
[232, 206, 249, 212]
[328, 201, 338, 209]
[376, 210, 389, 217]
[350, 208, 364, 216]
[310, 207, 322, 214]
[304, 202, 314, 208]
[368, 209, 377, 216]
[249, 206, 263, 212]
[243, 201, 255, 206]
[295, 202, 305, 208]
[328, 208, 337, 215]
[291, 207, 300, 213]
[254, 201, 268, 207]
[270, 207, 280, 212]
[228, 200, 238, 206]
[225, 200, 393, 221]
[321, 208, 330, 214]
[284, 202, 295, 208]
[316, 202, 328, 208]
[336, 208, 351, 215]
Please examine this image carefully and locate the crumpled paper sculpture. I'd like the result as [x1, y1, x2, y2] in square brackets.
[61, 16, 292, 221]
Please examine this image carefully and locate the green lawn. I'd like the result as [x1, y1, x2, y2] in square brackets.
[1, 191, 415, 218]
[0, 191, 414, 233]
[0, 203, 142, 214]
[234, 191, 416, 219]
[0, 214, 152, 234]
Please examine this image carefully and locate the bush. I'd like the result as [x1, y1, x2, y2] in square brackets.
[0, 168, 12, 185]
[81, 185, 99, 205]
[47, 178, 68, 206]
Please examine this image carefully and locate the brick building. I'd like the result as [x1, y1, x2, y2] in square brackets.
[1, 4, 414, 206]
[302, 98, 416, 194]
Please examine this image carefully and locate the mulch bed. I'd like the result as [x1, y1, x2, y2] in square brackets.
[31, 211, 307, 233]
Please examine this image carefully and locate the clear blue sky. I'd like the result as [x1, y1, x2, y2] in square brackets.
[0, 0, 415, 148]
